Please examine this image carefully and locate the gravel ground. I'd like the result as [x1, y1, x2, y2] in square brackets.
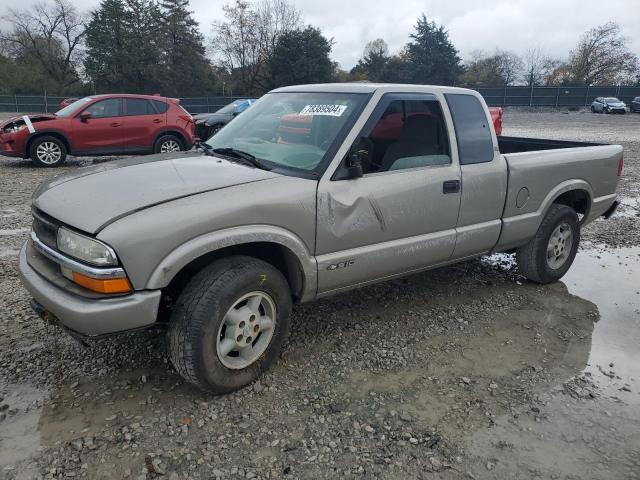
[0, 110, 639, 480]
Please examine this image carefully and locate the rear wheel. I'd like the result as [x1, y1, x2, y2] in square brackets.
[590, 106, 596, 113]
[29, 136, 67, 167]
[167, 256, 292, 393]
[154, 134, 184, 153]
[516, 204, 580, 284]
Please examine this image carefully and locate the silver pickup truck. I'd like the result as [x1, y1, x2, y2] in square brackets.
[19, 83, 622, 393]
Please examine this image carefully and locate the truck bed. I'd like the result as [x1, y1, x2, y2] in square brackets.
[498, 136, 603, 154]
[494, 138, 622, 252]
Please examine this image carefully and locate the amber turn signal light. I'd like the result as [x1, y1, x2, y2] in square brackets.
[72, 272, 133, 294]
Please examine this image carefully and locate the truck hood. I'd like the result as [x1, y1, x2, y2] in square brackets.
[33, 152, 280, 234]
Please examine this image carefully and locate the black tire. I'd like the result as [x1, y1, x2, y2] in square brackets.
[590, 106, 595, 113]
[154, 134, 184, 153]
[167, 256, 292, 393]
[516, 204, 580, 284]
[29, 135, 67, 167]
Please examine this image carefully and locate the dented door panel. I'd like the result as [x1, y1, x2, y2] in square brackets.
[316, 165, 461, 293]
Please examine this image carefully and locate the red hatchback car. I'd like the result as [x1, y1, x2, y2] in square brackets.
[0, 94, 196, 167]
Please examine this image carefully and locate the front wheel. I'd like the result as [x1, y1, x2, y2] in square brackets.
[516, 204, 580, 284]
[29, 136, 67, 167]
[154, 134, 184, 153]
[590, 106, 596, 113]
[167, 256, 292, 393]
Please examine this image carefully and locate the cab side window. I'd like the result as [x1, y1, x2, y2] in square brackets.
[445, 93, 494, 165]
[84, 99, 121, 118]
[357, 98, 451, 174]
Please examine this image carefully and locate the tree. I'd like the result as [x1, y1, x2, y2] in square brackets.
[85, 0, 163, 93]
[458, 50, 523, 86]
[522, 48, 555, 86]
[266, 26, 333, 88]
[566, 22, 638, 85]
[405, 15, 461, 85]
[351, 39, 389, 81]
[158, 0, 213, 95]
[212, 0, 301, 94]
[1, 0, 86, 90]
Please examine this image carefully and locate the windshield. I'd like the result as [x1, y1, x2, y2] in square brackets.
[604, 97, 620, 103]
[205, 92, 368, 175]
[56, 97, 94, 117]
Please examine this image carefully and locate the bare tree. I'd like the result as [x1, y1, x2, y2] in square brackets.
[522, 48, 558, 86]
[0, 0, 86, 89]
[459, 49, 523, 86]
[212, 0, 301, 94]
[567, 22, 638, 85]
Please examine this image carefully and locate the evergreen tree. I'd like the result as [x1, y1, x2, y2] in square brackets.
[405, 15, 461, 85]
[266, 26, 333, 88]
[84, 0, 130, 91]
[351, 39, 390, 82]
[157, 0, 213, 95]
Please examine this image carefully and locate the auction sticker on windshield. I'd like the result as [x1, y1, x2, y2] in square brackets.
[299, 105, 348, 116]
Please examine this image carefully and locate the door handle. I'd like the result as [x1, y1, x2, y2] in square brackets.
[153, 119, 162, 123]
[111, 122, 121, 127]
[443, 180, 460, 194]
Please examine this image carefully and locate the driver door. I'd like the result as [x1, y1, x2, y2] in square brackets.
[315, 93, 462, 295]
[70, 98, 124, 154]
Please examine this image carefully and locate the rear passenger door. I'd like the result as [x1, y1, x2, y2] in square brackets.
[444, 93, 507, 258]
[315, 93, 462, 295]
[121, 98, 165, 152]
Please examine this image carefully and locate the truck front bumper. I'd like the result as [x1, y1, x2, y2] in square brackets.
[18, 244, 161, 336]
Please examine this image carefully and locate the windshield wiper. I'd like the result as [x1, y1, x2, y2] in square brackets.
[212, 147, 272, 171]
[196, 141, 217, 157]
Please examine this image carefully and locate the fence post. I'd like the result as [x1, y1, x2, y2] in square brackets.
[529, 84, 534, 107]
[44, 89, 48, 113]
[503, 86, 507, 107]
[14, 95, 18, 112]
[585, 85, 590, 106]
[555, 87, 559, 107]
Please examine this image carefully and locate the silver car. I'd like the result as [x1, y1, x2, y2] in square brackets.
[591, 97, 627, 114]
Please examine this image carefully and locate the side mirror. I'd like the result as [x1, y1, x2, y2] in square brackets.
[345, 150, 365, 179]
[79, 112, 91, 122]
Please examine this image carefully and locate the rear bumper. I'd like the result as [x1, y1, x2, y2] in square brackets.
[18, 244, 161, 336]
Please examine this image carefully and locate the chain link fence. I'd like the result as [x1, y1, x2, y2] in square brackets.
[2, 86, 640, 113]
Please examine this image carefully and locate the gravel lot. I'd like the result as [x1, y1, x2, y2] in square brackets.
[1, 109, 639, 480]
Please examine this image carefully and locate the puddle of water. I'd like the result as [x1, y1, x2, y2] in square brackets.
[563, 247, 640, 400]
[615, 196, 640, 218]
[0, 384, 48, 468]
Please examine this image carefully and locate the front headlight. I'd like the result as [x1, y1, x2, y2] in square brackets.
[57, 227, 118, 266]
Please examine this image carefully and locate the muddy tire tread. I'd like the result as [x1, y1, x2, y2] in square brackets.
[167, 256, 289, 393]
[516, 204, 579, 284]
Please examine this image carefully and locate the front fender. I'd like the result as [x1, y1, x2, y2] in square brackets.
[145, 225, 318, 301]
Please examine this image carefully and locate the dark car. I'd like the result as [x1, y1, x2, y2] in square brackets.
[59, 97, 79, 108]
[631, 97, 640, 113]
[591, 97, 627, 114]
[193, 99, 257, 140]
[0, 94, 196, 167]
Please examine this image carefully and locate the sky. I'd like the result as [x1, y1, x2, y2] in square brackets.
[1, 0, 639, 69]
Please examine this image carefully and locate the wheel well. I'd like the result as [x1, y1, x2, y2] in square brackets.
[553, 189, 591, 220]
[159, 242, 305, 320]
[26, 132, 70, 157]
[154, 130, 187, 149]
